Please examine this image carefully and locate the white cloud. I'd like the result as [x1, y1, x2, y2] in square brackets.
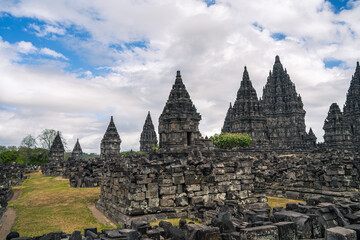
[28, 23, 66, 37]
[39, 47, 68, 60]
[0, 0, 360, 152]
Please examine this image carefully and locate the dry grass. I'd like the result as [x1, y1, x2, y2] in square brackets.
[9, 171, 116, 237]
[267, 196, 305, 209]
[150, 218, 201, 227]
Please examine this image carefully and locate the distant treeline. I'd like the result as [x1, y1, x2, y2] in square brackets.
[0, 146, 99, 165]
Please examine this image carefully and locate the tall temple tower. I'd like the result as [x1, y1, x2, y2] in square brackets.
[100, 116, 121, 159]
[261, 56, 308, 148]
[323, 103, 352, 148]
[158, 71, 204, 150]
[222, 67, 267, 143]
[71, 139, 83, 161]
[140, 111, 158, 152]
[343, 61, 360, 149]
[49, 131, 65, 163]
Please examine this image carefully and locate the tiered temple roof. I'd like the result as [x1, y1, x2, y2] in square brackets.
[261, 56, 308, 147]
[71, 139, 83, 161]
[140, 111, 157, 152]
[49, 131, 65, 163]
[100, 116, 121, 159]
[222, 67, 267, 142]
[343, 61, 360, 149]
[158, 71, 204, 150]
[323, 103, 352, 148]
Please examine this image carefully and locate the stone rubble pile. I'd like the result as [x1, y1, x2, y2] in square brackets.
[252, 150, 360, 200]
[0, 163, 26, 218]
[67, 158, 104, 188]
[7, 196, 360, 240]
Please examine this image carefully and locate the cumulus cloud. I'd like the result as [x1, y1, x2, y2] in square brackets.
[0, 0, 359, 152]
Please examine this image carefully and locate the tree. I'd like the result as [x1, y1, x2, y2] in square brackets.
[21, 134, 37, 149]
[0, 150, 20, 164]
[37, 129, 67, 150]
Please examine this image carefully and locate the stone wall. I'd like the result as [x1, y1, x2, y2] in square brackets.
[253, 150, 360, 200]
[0, 163, 25, 218]
[66, 158, 104, 188]
[41, 161, 63, 177]
[96, 149, 267, 225]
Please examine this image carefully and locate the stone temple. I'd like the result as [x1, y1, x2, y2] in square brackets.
[100, 116, 121, 159]
[71, 139, 83, 161]
[33, 57, 360, 240]
[223, 56, 316, 150]
[48, 131, 65, 163]
[139, 111, 157, 152]
[222, 66, 268, 144]
[158, 70, 211, 151]
[323, 61, 360, 150]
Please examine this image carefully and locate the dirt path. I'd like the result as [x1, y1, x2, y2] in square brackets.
[0, 189, 22, 240]
[87, 204, 116, 227]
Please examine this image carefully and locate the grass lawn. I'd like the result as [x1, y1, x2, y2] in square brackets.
[9, 171, 115, 237]
[267, 196, 306, 209]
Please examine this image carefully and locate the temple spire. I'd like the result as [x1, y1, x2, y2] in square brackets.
[71, 138, 83, 161]
[140, 111, 157, 152]
[100, 116, 121, 159]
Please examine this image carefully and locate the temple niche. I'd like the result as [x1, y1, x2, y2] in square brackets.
[139, 111, 157, 152]
[222, 67, 267, 144]
[158, 71, 211, 151]
[100, 116, 121, 159]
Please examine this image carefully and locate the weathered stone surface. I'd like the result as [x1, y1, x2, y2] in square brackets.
[222, 67, 267, 144]
[140, 112, 158, 152]
[158, 71, 213, 151]
[325, 227, 357, 240]
[100, 116, 121, 160]
[240, 225, 279, 240]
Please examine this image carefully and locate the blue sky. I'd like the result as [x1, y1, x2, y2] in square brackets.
[0, 0, 359, 153]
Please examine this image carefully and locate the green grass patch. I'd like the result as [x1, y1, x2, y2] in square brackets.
[150, 218, 201, 227]
[9, 171, 115, 237]
[267, 196, 305, 209]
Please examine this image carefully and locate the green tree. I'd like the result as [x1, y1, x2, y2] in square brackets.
[20, 134, 37, 165]
[0, 150, 20, 164]
[28, 148, 49, 165]
[37, 129, 67, 150]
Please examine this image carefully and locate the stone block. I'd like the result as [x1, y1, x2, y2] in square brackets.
[240, 225, 279, 240]
[159, 186, 176, 195]
[274, 222, 296, 240]
[186, 184, 201, 192]
[160, 198, 175, 207]
[172, 175, 185, 185]
[325, 227, 356, 240]
[149, 198, 159, 208]
[185, 223, 221, 240]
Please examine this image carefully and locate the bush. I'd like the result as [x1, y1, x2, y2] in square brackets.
[209, 133, 252, 149]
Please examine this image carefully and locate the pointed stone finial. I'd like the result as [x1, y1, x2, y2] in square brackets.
[275, 55, 280, 63]
[243, 66, 250, 81]
[230, 102, 232, 108]
[177, 70, 181, 77]
[110, 116, 114, 122]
